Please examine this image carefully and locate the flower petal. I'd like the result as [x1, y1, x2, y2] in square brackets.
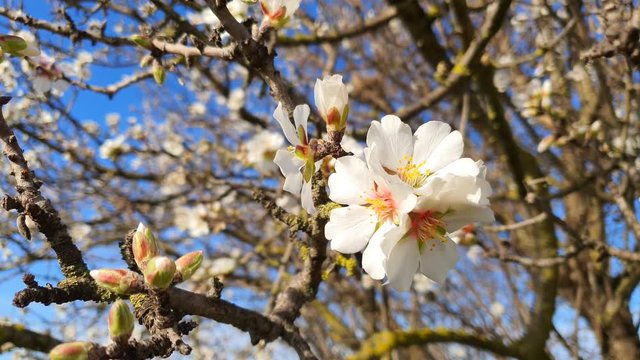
[366, 115, 413, 170]
[326, 206, 377, 253]
[274, 102, 299, 145]
[385, 236, 420, 291]
[300, 180, 316, 214]
[413, 121, 453, 165]
[442, 206, 494, 233]
[328, 156, 374, 205]
[293, 104, 310, 141]
[362, 221, 398, 280]
[419, 237, 459, 283]
[424, 130, 464, 173]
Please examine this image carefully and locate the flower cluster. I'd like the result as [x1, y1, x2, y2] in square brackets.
[326, 117, 494, 290]
[90, 223, 204, 293]
[270, 74, 493, 290]
[184, 0, 302, 30]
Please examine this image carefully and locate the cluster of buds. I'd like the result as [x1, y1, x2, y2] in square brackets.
[90, 223, 204, 293]
[0, 34, 40, 58]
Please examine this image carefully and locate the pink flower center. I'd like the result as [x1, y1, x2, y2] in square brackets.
[365, 184, 397, 223]
[409, 210, 447, 252]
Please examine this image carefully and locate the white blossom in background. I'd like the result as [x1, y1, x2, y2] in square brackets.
[99, 135, 130, 159]
[162, 135, 185, 157]
[314, 74, 349, 132]
[188, 0, 249, 28]
[519, 78, 552, 117]
[413, 274, 437, 294]
[29, 54, 69, 96]
[228, 88, 246, 112]
[466, 244, 485, 265]
[208, 257, 237, 276]
[106, 112, 121, 128]
[260, 0, 301, 28]
[273, 103, 319, 214]
[174, 204, 211, 237]
[490, 301, 505, 317]
[325, 155, 416, 268]
[369, 164, 494, 290]
[245, 129, 284, 174]
[69, 223, 91, 240]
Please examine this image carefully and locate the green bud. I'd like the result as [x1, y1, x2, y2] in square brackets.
[49, 342, 93, 360]
[132, 222, 160, 271]
[90, 269, 141, 295]
[143, 256, 176, 290]
[152, 59, 166, 85]
[0, 35, 40, 57]
[108, 299, 135, 342]
[175, 250, 204, 280]
[130, 34, 153, 49]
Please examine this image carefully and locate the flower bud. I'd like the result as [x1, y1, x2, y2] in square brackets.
[90, 269, 141, 295]
[143, 256, 176, 290]
[314, 74, 349, 132]
[152, 59, 165, 85]
[49, 342, 93, 360]
[0, 35, 40, 57]
[108, 299, 135, 342]
[132, 222, 160, 270]
[260, 0, 300, 29]
[130, 34, 153, 49]
[175, 250, 204, 280]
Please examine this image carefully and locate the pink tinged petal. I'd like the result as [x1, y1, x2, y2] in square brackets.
[366, 115, 413, 170]
[419, 237, 459, 283]
[412, 121, 454, 165]
[326, 206, 377, 254]
[328, 156, 374, 205]
[385, 236, 420, 291]
[293, 104, 310, 143]
[362, 221, 396, 279]
[385, 179, 417, 215]
[442, 206, 495, 233]
[273, 102, 299, 145]
[300, 180, 316, 214]
[424, 130, 464, 172]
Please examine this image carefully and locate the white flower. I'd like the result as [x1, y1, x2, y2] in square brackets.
[490, 301, 505, 317]
[314, 74, 349, 131]
[30, 54, 68, 96]
[99, 135, 130, 159]
[366, 116, 472, 195]
[413, 274, 437, 294]
[466, 244, 485, 265]
[246, 130, 285, 174]
[325, 154, 416, 263]
[209, 257, 237, 276]
[188, 0, 249, 27]
[174, 205, 211, 237]
[69, 223, 91, 240]
[272, 103, 319, 214]
[367, 163, 494, 290]
[260, 0, 300, 28]
[228, 88, 245, 112]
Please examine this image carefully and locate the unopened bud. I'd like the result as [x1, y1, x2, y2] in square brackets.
[0, 35, 40, 56]
[314, 74, 349, 132]
[143, 256, 176, 290]
[90, 269, 141, 295]
[132, 222, 159, 270]
[49, 342, 93, 360]
[108, 299, 135, 342]
[152, 59, 166, 85]
[130, 34, 153, 49]
[175, 250, 204, 280]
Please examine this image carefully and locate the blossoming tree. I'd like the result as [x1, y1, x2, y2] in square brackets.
[0, 0, 639, 359]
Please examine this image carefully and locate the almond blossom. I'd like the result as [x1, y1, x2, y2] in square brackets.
[324, 154, 416, 256]
[314, 74, 349, 132]
[365, 162, 494, 290]
[273, 102, 318, 214]
[366, 116, 472, 195]
[260, 0, 300, 28]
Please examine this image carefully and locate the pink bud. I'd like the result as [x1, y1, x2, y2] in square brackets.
[108, 299, 135, 342]
[175, 250, 204, 280]
[90, 269, 141, 295]
[143, 256, 176, 290]
[132, 222, 159, 270]
[49, 342, 93, 360]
